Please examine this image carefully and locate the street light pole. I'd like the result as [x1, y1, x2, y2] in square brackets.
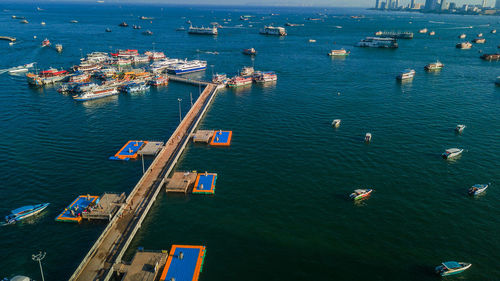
[177, 98, 182, 123]
[32, 251, 46, 281]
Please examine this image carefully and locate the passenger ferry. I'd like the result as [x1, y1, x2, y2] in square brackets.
[424, 61, 444, 71]
[167, 60, 207, 74]
[148, 75, 168, 86]
[259, 26, 287, 36]
[456, 42, 472, 49]
[76, 62, 102, 72]
[73, 86, 118, 101]
[328, 49, 350, 56]
[356, 37, 398, 48]
[188, 25, 218, 35]
[150, 58, 181, 73]
[254, 71, 277, 83]
[396, 69, 415, 80]
[227, 76, 253, 88]
[132, 55, 150, 64]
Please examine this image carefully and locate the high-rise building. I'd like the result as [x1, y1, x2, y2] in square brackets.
[496, 0, 500, 8]
[449, 2, 456, 9]
[387, 0, 393, 9]
[410, 0, 415, 8]
[441, 0, 448, 10]
[375, 0, 380, 9]
[425, 0, 439, 10]
[394, 0, 399, 8]
[482, 0, 487, 8]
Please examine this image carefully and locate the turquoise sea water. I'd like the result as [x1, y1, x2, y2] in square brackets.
[1, 2, 500, 280]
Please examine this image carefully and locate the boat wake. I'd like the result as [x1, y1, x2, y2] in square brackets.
[429, 21, 446, 24]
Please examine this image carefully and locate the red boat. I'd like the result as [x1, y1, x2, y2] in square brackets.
[227, 76, 252, 88]
[110, 49, 139, 58]
[41, 38, 50, 47]
[242, 48, 257, 55]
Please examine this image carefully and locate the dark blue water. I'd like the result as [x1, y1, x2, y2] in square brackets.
[1, 2, 500, 280]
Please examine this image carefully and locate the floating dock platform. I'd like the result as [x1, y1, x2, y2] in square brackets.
[165, 171, 198, 193]
[138, 141, 164, 156]
[56, 195, 99, 223]
[159, 245, 206, 281]
[193, 172, 217, 195]
[114, 248, 168, 281]
[192, 130, 215, 143]
[110, 140, 146, 161]
[209, 130, 232, 146]
[82, 193, 126, 221]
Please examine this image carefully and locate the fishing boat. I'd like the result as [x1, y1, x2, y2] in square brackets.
[148, 75, 168, 86]
[473, 38, 485, 44]
[442, 148, 463, 159]
[455, 124, 466, 133]
[396, 69, 415, 80]
[349, 189, 372, 200]
[425, 61, 444, 71]
[212, 73, 228, 84]
[119, 22, 128, 27]
[435, 261, 471, 276]
[73, 86, 118, 101]
[459, 34, 466, 39]
[41, 38, 50, 47]
[469, 183, 489, 196]
[70, 20, 78, 23]
[260, 26, 287, 36]
[456, 42, 472, 49]
[55, 44, 63, 53]
[356, 37, 398, 48]
[328, 49, 349, 56]
[2, 203, 50, 226]
[365, 133, 372, 142]
[7, 63, 35, 74]
[243, 48, 257, 55]
[188, 25, 218, 35]
[254, 71, 277, 83]
[332, 119, 341, 128]
[227, 76, 253, 88]
[419, 28, 428, 34]
[481, 53, 500, 61]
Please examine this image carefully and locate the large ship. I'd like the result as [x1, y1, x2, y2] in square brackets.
[188, 25, 218, 35]
[73, 86, 118, 101]
[167, 60, 207, 75]
[259, 26, 287, 36]
[374, 31, 413, 39]
[356, 37, 398, 48]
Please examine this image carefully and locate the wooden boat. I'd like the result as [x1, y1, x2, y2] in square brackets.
[332, 119, 341, 128]
[442, 148, 463, 159]
[2, 203, 50, 226]
[349, 189, 372, 200]
[468, 183, 489, 196]
[435, 261, 471, 276]
[455, 124, 466, 133]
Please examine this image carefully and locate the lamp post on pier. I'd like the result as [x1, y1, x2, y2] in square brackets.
[177, 98, 182, 123]
[32, 251, 46, 281]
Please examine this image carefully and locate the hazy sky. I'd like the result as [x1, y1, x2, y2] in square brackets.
[36, 0, 490, 8]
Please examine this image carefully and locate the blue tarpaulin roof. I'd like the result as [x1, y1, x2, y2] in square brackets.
[443, 261, 461, 269]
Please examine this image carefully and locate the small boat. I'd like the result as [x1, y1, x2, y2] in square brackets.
[332, 119, 341, 128]
[429, 31, 435, 36]
[7, 63, 35, 74]
[456, 42, 472, 49]
[69, 20, 78, 23]
[491, 29, 496, 34]
[375, 31, 383, 36]
[5, 275, 33, 281]
[459, 34, 466, 39]
[419, 28, 428, 34]
[396, 69, 415, 80]
[119, 22, 128, 27]
[240, 66, 254, 76]
[12, 16, 26, 20]
[442, 148, 463, 159]
[435, 261, 471, 276]
[309, 39, 316, 43]
[469, 183, 489, 196]
[143, 30, 153, 35]
[20, 20, 28, 24]
[365, 132, 372, 142]
[2, 203, 50, 226]
[212, 73, 228, 84]
[132, 25, 141, 29]
[242, 48, 257, 55]
[55, 44, 62, 53]
[125, 82, 150, 93]
[349, 189, 372, 200]
[328, 49, 349, 57]
[473, 38, 485, 44]
[41, 38, 50, 47]
[477, 33, 483, 37]
[455, 124, 466, 133]
[105, 28, 112, 32]
[41, 21, 45, 25]
[425, 61, 444, 71]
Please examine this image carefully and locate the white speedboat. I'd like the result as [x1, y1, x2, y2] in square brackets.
[442, 148, 463, 159]
[332, 119, 341, 128]
[435, 261, 471, 276]
[7, 63, 35, 74]
[455, 124, 466, 133]
[365, 133, 372, 142]
[469, 183, 489, 196]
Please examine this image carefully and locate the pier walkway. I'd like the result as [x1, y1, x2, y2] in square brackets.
[70, 79, 221, 281]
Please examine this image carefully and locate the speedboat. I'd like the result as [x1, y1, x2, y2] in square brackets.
[243, 48, 257, 55]
[396, 69, 415, 80]
[455, 124, 466, 133]
[419, 28, 428, 34]
[332, 119, 341, 128]
[459, 34, 466, 39]
[349, 189, 372, 200]
[477, 33, 483, 37]
[41, 38, 50, 47]
[468, 183, 489, 196]
[2, 203, 50, 226]
[435, 261, 471, 276]
[8, 63, 35, 74]
[365, 132, 372, 142]
[473, 38, 486, 44]
[442, 148, 463, 159]
[105, 28, 112, 32]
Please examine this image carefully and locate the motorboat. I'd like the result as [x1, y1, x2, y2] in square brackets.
[212, 73, 228, 84]
[455, 124, 466, 133]
[328, 49, 349, 56]
[469, 183, 489, 196]
[332, 119, 341, 128]
[41, 38, 50, 47]
[243, 48, 257, 55]
[473, 38, 485, 44]
[396, 69, 415, 80]
[429, 31, 435, 36]
[442, 148, 463, 159]
[4, 276, 33, 281]
[425, 61, 444, 71]
[309, 39, 316, 43]
[240, 66, 254, 76]
[365, 133, 372, 142]
[143, 30, 153, 35]
[7, 63, 35, 74]
[125, 82, 150, 93]
[456, 42, 472, 49]
[349, 189, 372, 200]
[2, 203, 50, 226]
[481, 53, 500, 61]
[55, 44, 63, 53]
[435, 261, 471, 276]
[477, 33, 483, 37]
[132, 25, 141, 29]
[491, 29, 497, 34]
[419, 28, 428, 34]
[70, 20, 78, 23]
[119, 22, 128, 27]
[459, 34, 466, 39]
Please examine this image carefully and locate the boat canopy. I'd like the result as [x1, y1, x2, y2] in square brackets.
[353, 189, 365, 194]
[442, 261, 461, 269]
[11, 205, 34, 214]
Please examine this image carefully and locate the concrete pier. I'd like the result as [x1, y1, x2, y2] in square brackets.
[70, 79, 221, 281]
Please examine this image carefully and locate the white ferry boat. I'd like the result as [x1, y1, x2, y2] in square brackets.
[150, 58, 181, 73]
[396, 69, 415, 80]
[73, 86, 118, 101]
[188, 25, 218, 35]
[356, 37, 398, 48]
[259, 26, 287, 36]
[167, 60, 207, 75]
[133, 55, 150, 64]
